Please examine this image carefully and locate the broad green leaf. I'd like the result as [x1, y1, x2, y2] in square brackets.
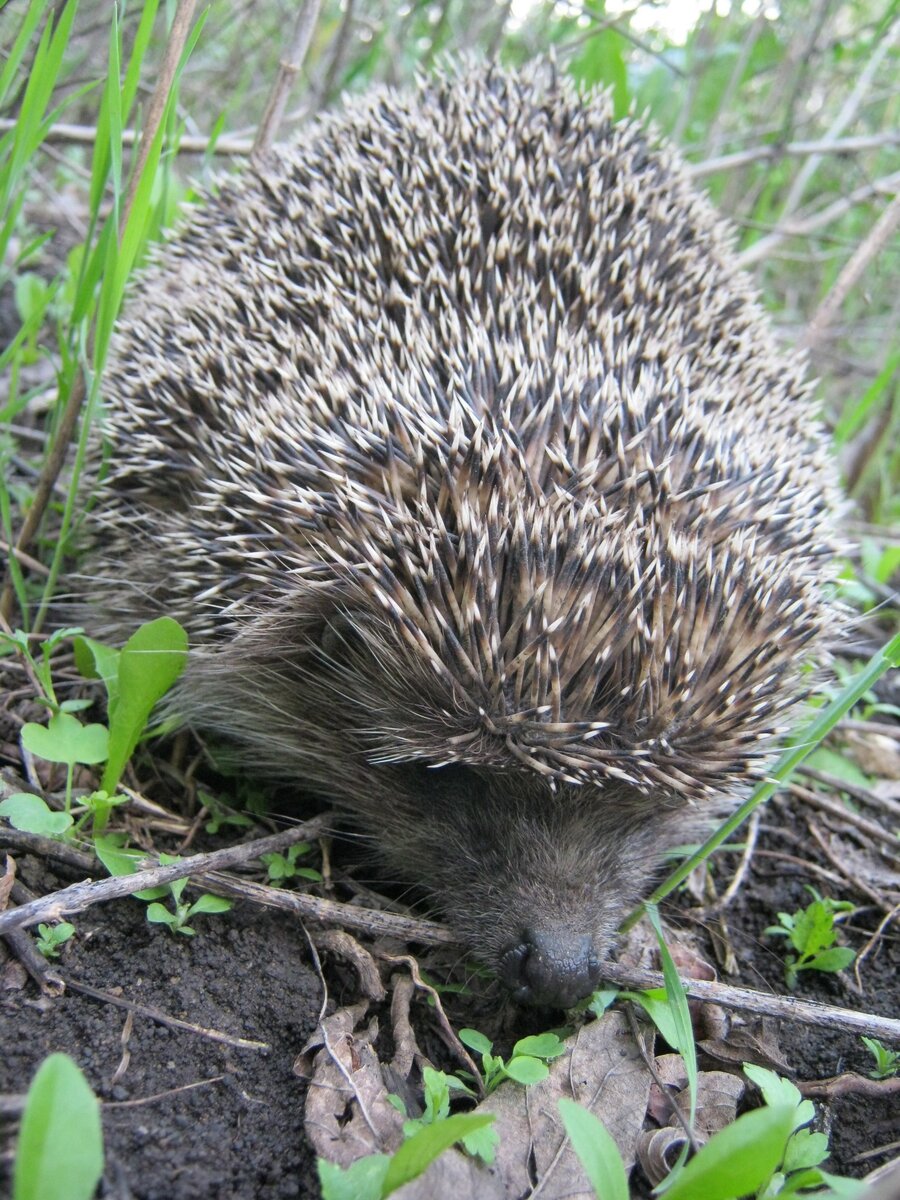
[504, 1056, 549, 1085]
[73, 635, 121, 710]
[145, 903, 175, 925]
[382, 1113, 495, 1194]
[13, 1052, 103, 1200]
[804, 947, 855, 974]
[783, 1128, 829, 1172]
[0, 793, 73, 837]
[461, 1122, 499, 1164]
[101, 617, 187, 793]
[189, 895, 232, 915]
[512, 1033, 566, 1060]
[743, 1065, 804, 1116]
[626, 988, 680, 1049]
[660, 1104, 796, 1200]
[317, 1153, 389, 1200]
[459, 1028, 493, 1055]
[22, 712, 109, 766]
[559, 1098, 629, 1200]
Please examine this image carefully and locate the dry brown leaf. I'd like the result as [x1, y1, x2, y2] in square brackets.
[298, 1001, 405, 1167]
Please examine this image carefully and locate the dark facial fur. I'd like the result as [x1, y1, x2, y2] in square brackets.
[81, 67, 843, 1006]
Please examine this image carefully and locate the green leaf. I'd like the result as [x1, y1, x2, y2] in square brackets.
[73, 636, 121, 710]
[783, 1128, 829, 1173]
[803, 947, 855, 974]
[461, 1122, 499, 1164]
[381, 1113, 495, 1194]
[101, 617, 187, 793]
[317, 1153, 389, 1200]
[588, 988, 619, 1016]
[22, 711, 109, 766]
[188, 895, 232, 916]
[93, 835, 169, 900]
[743, 1064, 803, 1114]
[790, 901, 836, 956]
[659, 1104, 796, 1200]
[13, 1053, 103, 1200]
[625, 988, 681, 1049]
[458, 1028, 493, 1056]
[503, 1056, 550, 1085]
[145, 903, 175, 926]
[512, 1033, 566, 1060]
[559, 1097, 629, 1200]
[0, 793, 73, 837]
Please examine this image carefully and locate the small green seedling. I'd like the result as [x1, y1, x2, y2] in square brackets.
[93, 841, 232, 936]
[12, 1052, 103, 1200]
[458, 1028, 566, 1094]
[145, 881, 233, 936]
[0, 619, 187, 841]
[35, 922, 75, 959]
[388, 1065, 497, 1164]
[861, 1036, 900, 1080]
[765, 886, 855, 990]
[201, 792, 255, 835]
[0, 627, 86, 715]
[141, 855, 232, 936]
[20, 710, 109, 816]
[261, 841, 322, 885]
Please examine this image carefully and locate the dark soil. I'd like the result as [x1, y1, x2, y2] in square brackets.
[1, 850, 323, 1199]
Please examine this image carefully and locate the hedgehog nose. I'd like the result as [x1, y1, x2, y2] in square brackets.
[500, 929, 601, 1008]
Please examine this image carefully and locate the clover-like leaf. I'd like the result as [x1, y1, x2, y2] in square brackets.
[0, 793, 73, 837]
[21, 712, 109, 766]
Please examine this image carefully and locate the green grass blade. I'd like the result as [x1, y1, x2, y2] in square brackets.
[0, 0, 51, 111]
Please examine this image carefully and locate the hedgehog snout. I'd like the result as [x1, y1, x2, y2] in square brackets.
[499, 927, 601, 1008]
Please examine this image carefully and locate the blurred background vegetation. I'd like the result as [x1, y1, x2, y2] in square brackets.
[0, 0, 897, 626]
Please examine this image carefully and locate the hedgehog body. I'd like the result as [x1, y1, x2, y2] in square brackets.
[86, 68, 842, 1007]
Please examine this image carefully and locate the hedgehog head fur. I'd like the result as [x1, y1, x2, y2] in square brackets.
[84, 66, 843, 1008]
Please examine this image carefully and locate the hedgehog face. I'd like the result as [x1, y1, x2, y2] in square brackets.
[355, 763, 671, 1008]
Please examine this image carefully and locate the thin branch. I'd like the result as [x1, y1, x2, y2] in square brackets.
[703, 12, 766, 160]
[62, 977, 270, 1050]
[251, 0, 323, 161]
[689, 132, 900, 178]
[124, 0, 198, 219]
[602, 962, 900, 1044]
[313, 0, 356, 110]
[800, 191, 900, 353]
[0, 118, 252, 156]
[776, 18, 899, 229]
[737, 170, 900, 267]
[0, 819, 330, 935]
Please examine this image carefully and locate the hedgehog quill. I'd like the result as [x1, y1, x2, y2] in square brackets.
[85, 68, 842, 1008]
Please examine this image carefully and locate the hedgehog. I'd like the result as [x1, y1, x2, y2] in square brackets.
[82, 66, 843, 1008]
